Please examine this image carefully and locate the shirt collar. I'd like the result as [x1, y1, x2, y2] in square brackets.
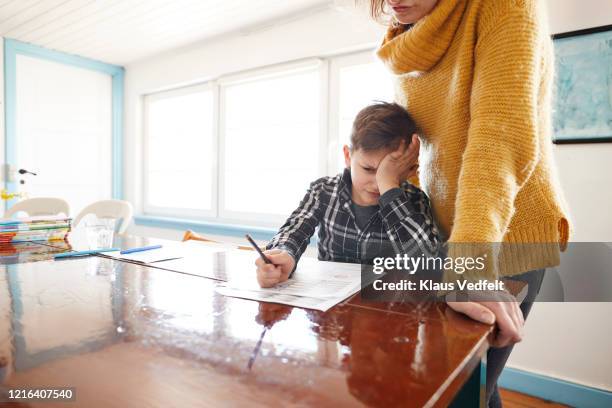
[338, 168, 353, 204]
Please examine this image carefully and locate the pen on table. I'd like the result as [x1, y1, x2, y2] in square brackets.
[120, 244, 163, 255]
[54, 248, 120, 259]
[245, 234, 295, 279]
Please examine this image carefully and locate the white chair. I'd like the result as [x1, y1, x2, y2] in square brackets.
[73, 200, 133, 235]
[4, 197, 70, 219]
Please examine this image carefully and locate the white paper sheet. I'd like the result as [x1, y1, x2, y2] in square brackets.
[225, 260, 362, 298]
[217, 256, 363, 311]
[103, 240, 230, 265]
[103, 241, 364, 311]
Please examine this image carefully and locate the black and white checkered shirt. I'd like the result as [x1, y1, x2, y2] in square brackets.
[266, 169, 441, 264]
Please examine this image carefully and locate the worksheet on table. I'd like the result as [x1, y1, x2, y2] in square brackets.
[224, 256, 363, 299]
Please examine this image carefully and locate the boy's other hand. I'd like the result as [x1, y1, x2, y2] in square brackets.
[376, 134, 420, 194]
[255, 249, 296, 288]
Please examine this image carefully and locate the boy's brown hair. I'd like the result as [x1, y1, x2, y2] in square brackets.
[350, 101, 419, 152]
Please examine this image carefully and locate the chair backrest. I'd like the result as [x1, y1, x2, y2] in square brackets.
[73, 200, 133, 234]
[4, 197, 70, 219]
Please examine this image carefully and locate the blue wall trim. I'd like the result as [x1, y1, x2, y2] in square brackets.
[499, 367, 612, 408]
[111, 69, 124, 199]
[3, 38, 125, 204]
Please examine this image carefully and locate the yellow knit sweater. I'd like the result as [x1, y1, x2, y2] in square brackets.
[377, 0, 571, 277]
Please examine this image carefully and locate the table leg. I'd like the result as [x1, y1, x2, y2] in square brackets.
[449, 356, 487, 408]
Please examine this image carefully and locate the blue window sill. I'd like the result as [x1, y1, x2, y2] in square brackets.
[134, 215, 278, 242]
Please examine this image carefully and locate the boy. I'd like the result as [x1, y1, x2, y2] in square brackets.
[256, 101, 441, 288]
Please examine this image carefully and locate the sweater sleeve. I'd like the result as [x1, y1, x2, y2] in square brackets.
[449, 2, 544, 245]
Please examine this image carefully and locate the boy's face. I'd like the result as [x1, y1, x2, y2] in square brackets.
[343, 145, 391, 206]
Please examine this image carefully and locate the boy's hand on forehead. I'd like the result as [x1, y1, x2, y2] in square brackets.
[376, 134, 420, 194]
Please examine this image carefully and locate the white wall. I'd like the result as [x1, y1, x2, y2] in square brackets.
[504, 0, 612, 393]
[128, 0, 612, 393]
[547, 0, 612, 243]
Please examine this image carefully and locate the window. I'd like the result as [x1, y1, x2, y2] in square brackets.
[329, 53, 395, 173]
[219, 63, 322, 224]
[143, 85, 215, 217]
[142, 51, 397, 228]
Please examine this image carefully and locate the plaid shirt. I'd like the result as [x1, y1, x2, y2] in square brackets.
[266, 169, 441, 264]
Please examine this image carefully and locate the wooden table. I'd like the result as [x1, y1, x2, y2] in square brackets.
[0, 233, 491, 407]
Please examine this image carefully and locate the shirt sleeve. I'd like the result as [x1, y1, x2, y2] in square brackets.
[379, 185, 441, 258]
[266, 180, 324, 263]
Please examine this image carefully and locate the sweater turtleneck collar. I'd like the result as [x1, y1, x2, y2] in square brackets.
[376, 0, 468, 74]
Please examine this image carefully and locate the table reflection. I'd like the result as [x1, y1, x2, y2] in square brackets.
[0, 241, 71, 265]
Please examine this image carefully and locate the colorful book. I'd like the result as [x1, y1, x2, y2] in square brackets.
[0, 215, 71, 244]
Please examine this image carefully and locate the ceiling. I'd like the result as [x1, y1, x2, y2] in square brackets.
[0, 0, 332, 66]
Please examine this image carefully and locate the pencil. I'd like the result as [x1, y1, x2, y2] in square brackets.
[246, 234, 296, 279]
[245, 234, 273, 264]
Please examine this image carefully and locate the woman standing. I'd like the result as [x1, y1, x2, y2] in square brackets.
[370, 0, 571, 406]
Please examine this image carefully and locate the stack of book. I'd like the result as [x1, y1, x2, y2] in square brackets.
[0, 215, 72, 243]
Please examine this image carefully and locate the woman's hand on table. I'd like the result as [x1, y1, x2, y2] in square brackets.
[446, 290, 525, 348]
